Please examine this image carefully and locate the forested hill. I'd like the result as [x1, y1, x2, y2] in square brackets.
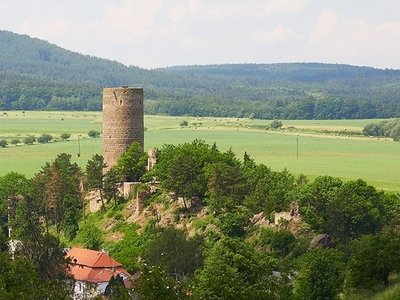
[1, 30, 400, 119]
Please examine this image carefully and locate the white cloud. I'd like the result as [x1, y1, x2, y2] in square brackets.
[203, 0, 309, 18]
[306, 10, 400, 68]
[252, 26, 297, 43]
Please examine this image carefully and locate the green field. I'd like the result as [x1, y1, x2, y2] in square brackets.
[0, 111, 398, 192]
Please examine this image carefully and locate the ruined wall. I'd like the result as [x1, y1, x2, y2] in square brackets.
[103, 87, 144, 170]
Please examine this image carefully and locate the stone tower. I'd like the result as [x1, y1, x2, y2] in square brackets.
[103, 87, 144, 170]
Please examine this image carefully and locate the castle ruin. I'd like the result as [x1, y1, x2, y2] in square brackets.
[103, 87, 144, 171]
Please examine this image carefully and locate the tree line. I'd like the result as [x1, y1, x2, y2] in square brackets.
[1, 30, 400, 119]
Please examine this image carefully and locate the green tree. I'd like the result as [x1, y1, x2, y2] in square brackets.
[60, 133, 71, 140]
[33, 153, 82, 239]
[180, 120, 188, 127]
[104, 275, 131, 300]
[193, 237, 292, 300]
[295, 177, 395, 243]
[155, 140, 221, 210]
[294, 247, 345, 300]
[217, 207, 252, 237]
[75, 223, 104, 250]
[0, 139, 7, 148]
[269, 120, 283, 129]
[134, 265, 189, 300]
[24, 135, 36, 145]
[10, 139, 20, 146]
[244, 166, 295, 215]
[205, 160, 246, 212]
[103, 167, 123, 205]
[85, 154, 106, 207]
[115, 142, 147, 182]
[88, 130, 100, 138]
[144, 227, 203, 280]
[346, 228, 400, 289]
[37, 133, 53, 143]
[259, 228, 296, 257]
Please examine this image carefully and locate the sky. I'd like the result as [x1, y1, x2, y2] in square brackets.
[0, 0, 399, 69]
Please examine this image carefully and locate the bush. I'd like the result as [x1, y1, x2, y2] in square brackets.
[37, 133, 53, 143]
[88, 130, 100, 138]
[269, 120, 283, 129]
[24, 136, 36, 145]
[75, 223, 104, 250]
[0, 139, 7, 148]
[11, 139, 20, 146]
[180, 120, 189, 127]
[60, 133, 71, 140]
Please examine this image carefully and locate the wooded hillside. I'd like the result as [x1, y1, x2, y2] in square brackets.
[1, 30, 400, 119]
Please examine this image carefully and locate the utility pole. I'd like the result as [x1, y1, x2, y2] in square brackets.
[77, 135, 81, 157]
[296, 137, 299, 159]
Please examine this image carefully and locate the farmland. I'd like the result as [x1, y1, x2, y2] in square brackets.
[0, 111, 398, 192]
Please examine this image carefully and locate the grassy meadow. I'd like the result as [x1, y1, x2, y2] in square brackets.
[0, 111, 398, 192]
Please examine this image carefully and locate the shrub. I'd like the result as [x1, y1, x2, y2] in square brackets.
[180, 120, 188, 127]
[24, 136, 36, 145]
[60, 133, 71, 140]
[269, 120, 283, 129]
[88, 130, 100, 138]
[0, 139, 7, 148]
[11, 139, 20, 146]
[37, 133, 53, 143]
[75, 223, 104, 250]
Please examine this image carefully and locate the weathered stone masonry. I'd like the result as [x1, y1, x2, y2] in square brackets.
[103, 87, 144, 170]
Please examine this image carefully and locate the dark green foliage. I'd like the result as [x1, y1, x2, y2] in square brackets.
[23, 135, 36, 145]
[269, 120, 283, 129]
[104, 275, 131, 300]
[115, 142, 147, 182]
[143, 227, 204, 280]
[85, 154, 106, 207]
[75, 223, 104, 250]
[193, 237, 292, 300]
[205, 158, 247, 213]
[243, 164, 296, 215]
[37, 133, 53, 143]
[180, 120, 188, 127]
[10, 138, 20, 145]
[154, 140, 216, 209]
[134, 265, 189, 300]
[259, 228, 296, 257]
[106, 222, 156, 273]
[0, 252, 72, 299]
[103, 167, 123, 205]
[217, 208, 252, 237]
[0, 139, 7, 147]
[33, 153, 82, 239]
[88, 130, 100, 138]
[60, 133, 71, 140]
[294, 247, 345, 300]
[85, 154, 105, 190]
[1, 31, 400, 119]
[362, 119, 400, 138]
[0, 172, 30, 239]
[295, 176, 395, 243]
[346, 228, 400, 289]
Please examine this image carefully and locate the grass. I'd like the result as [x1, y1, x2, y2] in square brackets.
[0, 111, 399, 192]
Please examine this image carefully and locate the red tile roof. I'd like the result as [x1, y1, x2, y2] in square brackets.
[66, 247, 132, 288]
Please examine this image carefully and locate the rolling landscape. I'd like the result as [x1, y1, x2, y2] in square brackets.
[1, 24, 400, 300]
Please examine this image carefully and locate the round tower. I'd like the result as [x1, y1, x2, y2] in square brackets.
[103, 87, 144, 170]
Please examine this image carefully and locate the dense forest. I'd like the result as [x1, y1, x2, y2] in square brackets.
[1, 30, 400, 119]
[1, 140, 400, 299]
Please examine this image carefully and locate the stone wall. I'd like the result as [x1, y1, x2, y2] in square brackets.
[103, 87, 144, 171]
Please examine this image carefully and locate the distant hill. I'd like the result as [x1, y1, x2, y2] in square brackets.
[1, 30, 400, 119]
